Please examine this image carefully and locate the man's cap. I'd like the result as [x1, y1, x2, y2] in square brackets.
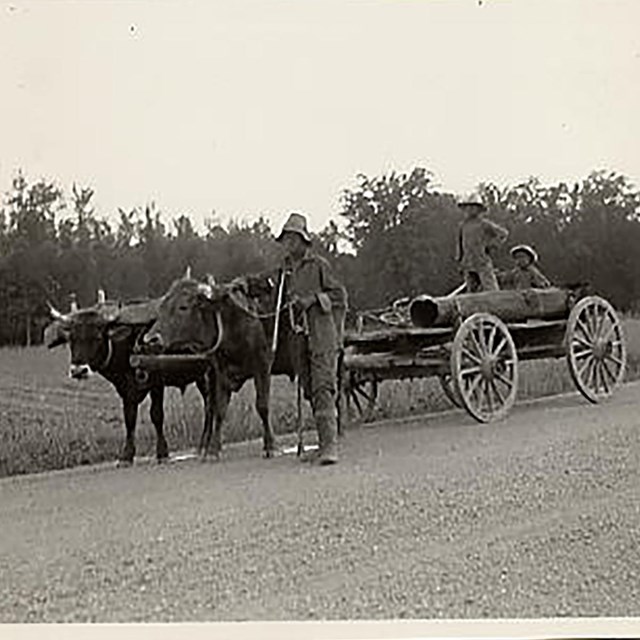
[457, 192, 487, 211]
[510, 244, 538, 263]
[277, 212, 312, 244]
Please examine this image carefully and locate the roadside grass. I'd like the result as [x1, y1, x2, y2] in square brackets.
[1, 317, 639, 478]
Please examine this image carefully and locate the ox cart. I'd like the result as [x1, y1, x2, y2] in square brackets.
[339, 286, 628, 424]
[128, 283, 628, 452]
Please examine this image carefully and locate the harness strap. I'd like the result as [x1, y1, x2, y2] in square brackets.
[99, 335, 114, 371]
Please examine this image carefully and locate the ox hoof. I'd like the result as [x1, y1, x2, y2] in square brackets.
[116, 459, 134, 468]
[156, 457, 169, 465]
[263, 447, 282, 459]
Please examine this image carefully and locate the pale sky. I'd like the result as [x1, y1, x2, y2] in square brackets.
[1, 0, 639, 234]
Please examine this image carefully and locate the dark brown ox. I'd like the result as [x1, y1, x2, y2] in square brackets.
[45, 297, 210, 465]
[142, 275, 299, 459]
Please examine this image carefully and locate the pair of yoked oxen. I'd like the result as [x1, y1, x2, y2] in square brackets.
[45, 269, 303, 466]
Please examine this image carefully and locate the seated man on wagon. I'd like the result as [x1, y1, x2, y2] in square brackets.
[501, 244, 552, 289]
[456, 192, 509, 292]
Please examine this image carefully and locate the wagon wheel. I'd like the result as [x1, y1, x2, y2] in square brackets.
[451, 313, 519, 423]
[438, 373, 462, 408]
[343, 372, 378, 423]
[566, 296, 627, 403]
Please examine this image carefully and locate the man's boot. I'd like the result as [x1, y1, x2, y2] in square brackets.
[301, 418, 324, 463]
[312, 415, 338, 466]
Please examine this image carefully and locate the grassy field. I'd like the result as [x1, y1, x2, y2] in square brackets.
[2, 318, 640, 478]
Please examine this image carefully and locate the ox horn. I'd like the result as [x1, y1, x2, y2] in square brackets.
[97, 288, 106, 304]
[184, 265, 192, 280]
[48, 301, 70, 323]
[205, 273, 217, 287]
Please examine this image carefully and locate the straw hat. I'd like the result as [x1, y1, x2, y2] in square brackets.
[276, 212, 312, 244]
[457, 192, 487, 211]
[510, 244, 538, 263]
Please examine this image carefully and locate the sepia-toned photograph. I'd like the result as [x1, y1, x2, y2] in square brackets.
[1, 0, 639, 637]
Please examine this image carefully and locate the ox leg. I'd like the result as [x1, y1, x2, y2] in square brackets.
[210, 382, 231, 460]
[119, 394, 139, 466]
[197, 370, 230, 461]
[150, 386, 169, 462]
[254, 374, 278, 458]
[196, 375, 215, 460]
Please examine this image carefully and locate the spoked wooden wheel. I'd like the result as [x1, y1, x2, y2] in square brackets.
[566, 296, 627, 403]
[439, 373, 462, 408]
[451, 313, 519, 423]
[343, 373, 378, 423]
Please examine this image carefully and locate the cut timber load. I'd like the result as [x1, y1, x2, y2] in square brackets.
[409, 287, 575, 329]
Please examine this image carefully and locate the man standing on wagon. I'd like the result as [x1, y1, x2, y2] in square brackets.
[456, 192, 509, 292]
[277, 212, 348, 466]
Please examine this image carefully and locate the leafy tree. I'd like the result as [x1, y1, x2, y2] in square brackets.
[0, 172, 63, 344]
[340, 167, 437, 251]
[339, 167, 460, 307]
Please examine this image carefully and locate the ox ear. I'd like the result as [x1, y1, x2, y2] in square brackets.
[107, 324, 134, 343]
[245, 273, 275, 297]
[197, 282, 215, 300]
[228, 276, 249, 296]
[43, 320, 69, 349]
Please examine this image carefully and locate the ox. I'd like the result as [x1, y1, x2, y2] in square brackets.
[44, 293, 210, 465]
[141, 274, 299, 460]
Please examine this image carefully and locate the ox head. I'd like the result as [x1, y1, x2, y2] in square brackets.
[45, 296, 133, 380]
[227, 272, 279, 316]
[143, 274, 225, 353]
[236, 273, 276, 299]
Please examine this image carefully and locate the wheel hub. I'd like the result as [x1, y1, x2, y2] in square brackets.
[480, 356, 497, 380]
[592, 340, 608, 360]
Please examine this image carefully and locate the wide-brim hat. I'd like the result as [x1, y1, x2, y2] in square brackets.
[510, 244, 538, 263]
[457, 192, 487, 211]
[276, 212, 312, 244]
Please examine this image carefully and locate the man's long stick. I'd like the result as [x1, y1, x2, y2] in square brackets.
[296, 374, 304, 456]
[271, 269, 287, 357]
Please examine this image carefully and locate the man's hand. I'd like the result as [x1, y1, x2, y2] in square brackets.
[291, 294, 315, 313]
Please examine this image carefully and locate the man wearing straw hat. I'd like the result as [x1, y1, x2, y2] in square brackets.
[503, 244, 552, 289]
[277, 212, 348, 465]
[456, 192, 509, 292]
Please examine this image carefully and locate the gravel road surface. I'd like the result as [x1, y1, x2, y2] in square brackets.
[2, 383, 640, 623]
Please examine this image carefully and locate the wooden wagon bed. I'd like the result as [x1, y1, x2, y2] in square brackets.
[340, 290, 627, 424]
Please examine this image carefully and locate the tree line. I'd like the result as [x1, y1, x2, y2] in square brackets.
[1, 167, 639, 346]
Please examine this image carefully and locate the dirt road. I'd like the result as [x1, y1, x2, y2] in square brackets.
[1, 383, 640, 622]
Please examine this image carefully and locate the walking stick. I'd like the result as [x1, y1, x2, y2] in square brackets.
[289, 298, 308, 457]
[271, 269, 287, 358]
[296, 374, 304, 457]
[273, 269, 306, 457]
